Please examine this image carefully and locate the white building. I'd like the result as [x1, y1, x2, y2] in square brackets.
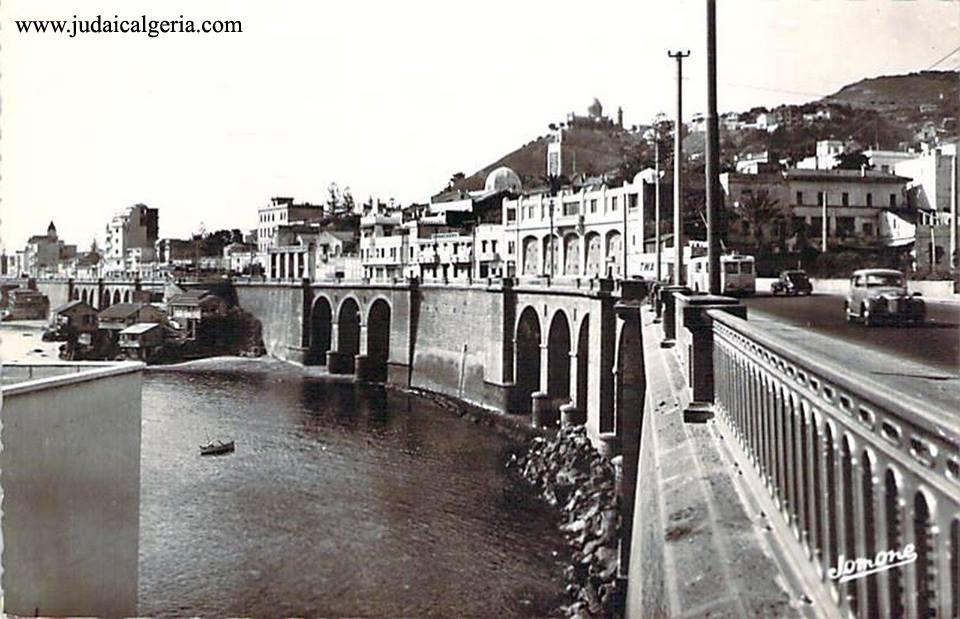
[256, 197, 327, 256]
[104, 204, 159, 277]
[502, 171, 654, 279]
[796, 139, 845, 171]
[721, 168, 913, 250]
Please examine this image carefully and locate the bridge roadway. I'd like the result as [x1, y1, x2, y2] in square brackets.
[743, 293, 960, 373]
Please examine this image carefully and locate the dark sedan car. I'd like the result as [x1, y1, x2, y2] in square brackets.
[771, 270, 813, 296]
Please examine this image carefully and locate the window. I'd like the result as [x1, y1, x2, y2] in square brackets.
[481, 240, 488, 252]
[724, 262, 738, 274]
[508, 241, 515, 254]
[491, 241, 497, 253]
[889, 194, 897, 207]
[628, 194, 638, 209]
[796, 191, 803, 205]
[862, 222, 874, 236]
[842, 192, 849, 207]
[817, 191, 825, 206]
[741, 262, 754, 274]
[866, 193, 873, 207]
[590, 199, 597, 213]
[611, 196, 619, 211]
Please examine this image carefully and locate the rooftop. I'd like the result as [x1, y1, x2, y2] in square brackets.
[98, 303, 145, 320]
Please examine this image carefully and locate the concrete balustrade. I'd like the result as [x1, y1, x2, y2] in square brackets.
[709, 310, 959, 619]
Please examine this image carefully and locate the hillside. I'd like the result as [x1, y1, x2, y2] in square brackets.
[822, 70, 959, 113]
[434, 119, 649, 199]
[436, 71, 959, 197]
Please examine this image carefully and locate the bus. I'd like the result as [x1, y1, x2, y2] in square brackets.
[687, 253, 756, 295]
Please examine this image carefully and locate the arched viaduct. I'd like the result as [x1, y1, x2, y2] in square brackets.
[235, 277, 647, 454]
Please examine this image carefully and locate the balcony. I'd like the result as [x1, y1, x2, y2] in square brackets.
[1, 361, 143, 617]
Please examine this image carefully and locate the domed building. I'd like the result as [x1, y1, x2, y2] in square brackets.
[484, 166, 522, 194]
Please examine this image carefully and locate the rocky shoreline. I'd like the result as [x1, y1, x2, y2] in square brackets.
[510, 426, 625, 619]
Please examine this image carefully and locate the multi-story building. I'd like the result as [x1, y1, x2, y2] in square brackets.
[20, 222, 77, 277]
[501, 170, 655, 279]
[104, 204, 159, 277]
[721, 168, 912, 250]
[358, 169, 520, 282]
[896, 141, 958, 268]
[256, 197, 327, 256]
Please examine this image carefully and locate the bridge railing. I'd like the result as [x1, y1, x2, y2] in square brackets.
[708, 308, 959, 619]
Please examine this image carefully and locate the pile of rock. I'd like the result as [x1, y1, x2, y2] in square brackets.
[509, 425, 625, 618]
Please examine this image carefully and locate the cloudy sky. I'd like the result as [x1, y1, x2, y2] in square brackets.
[2, 0, 958, 249]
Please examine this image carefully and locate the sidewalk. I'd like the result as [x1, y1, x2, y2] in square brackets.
[625, 307, 826, 619]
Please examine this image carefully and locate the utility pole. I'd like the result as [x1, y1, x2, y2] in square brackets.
[669, 50, 690, 286]
[952, 151, 958, 269]
[822, 191, 828, 253]
[705, 0, 721, 294]
[654, 128, 662, 283]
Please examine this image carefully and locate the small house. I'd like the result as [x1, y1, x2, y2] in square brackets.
[98, 303, 166, 332]
[168, 290, 228, 340]
[118, 322, 165, 361]
[50, 300, 99, 334]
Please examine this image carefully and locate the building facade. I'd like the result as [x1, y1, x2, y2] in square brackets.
[104, 204, 159, 277]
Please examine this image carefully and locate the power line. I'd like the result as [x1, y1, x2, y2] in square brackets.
[927, 43, 960, 69]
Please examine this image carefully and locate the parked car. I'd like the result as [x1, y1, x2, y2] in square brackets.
[844, 269, 925, 326]
[771, 270, 813, 296]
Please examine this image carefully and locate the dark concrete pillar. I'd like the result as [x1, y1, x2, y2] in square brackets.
[659, 285, 690, 346]
[531, 391, 557, 427]
[674, 294, 746, 422]
[354, 353, 372, 381]
[326, 350, 353, 374]
[614, 278, 648, 578]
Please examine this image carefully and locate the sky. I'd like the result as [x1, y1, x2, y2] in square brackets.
[1, 0, 958, 250]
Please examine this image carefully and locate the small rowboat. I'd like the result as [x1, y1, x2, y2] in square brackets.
[200, 440, 235, 456]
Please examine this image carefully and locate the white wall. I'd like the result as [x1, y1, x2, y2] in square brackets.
[1, 363, 143, 617]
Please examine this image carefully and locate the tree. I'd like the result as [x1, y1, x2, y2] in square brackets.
[834, 151, 873, 171]
[733, 190, 783, 252]
[327, 182, 343, 215]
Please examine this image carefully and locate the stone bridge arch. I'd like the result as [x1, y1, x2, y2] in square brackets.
[546, 309, 571, 405]
[307, 295, 333, 366]
[513, 305, 541, 413]
[363, 298, 391, 382]
[329, 296, 361, 374]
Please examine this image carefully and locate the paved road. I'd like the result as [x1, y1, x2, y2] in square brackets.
[742, 293, 960, 373]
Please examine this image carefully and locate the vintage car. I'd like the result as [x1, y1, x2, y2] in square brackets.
[771, 270, 813, 296]
[844, 268, 925, 326]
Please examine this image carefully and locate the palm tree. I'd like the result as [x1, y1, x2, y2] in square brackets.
[734, 190, 782, 253]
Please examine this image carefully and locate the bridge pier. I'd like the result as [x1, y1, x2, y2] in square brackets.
[326, 350, 353, 374]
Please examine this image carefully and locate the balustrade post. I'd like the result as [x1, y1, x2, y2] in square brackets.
[613, 278, 646, 579]
[658, 285, 689, 347]
[673, 293, 745, 422]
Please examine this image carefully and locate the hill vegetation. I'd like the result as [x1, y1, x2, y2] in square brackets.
[436, 71, 958, 196]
